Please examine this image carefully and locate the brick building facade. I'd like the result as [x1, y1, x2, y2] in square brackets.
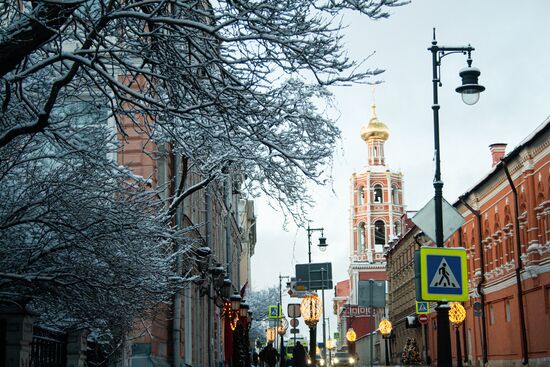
[118, 108, 256, 366]
[386, 117, 550, 367]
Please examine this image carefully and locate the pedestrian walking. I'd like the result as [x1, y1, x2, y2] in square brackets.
[292, 341, 307, 367]
[260, 341, 279, 367]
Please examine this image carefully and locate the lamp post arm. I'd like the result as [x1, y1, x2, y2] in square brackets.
[306, 222, 324, 264]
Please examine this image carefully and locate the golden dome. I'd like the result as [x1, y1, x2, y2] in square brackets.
[360, 104, 389, 142]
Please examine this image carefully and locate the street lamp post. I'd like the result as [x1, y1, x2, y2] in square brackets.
[306, 222, 327, 263]
[449, 302, 466, 367]
[305, 222, 328, 364]
[326, 338, 335, 366]
[345, 328, 357, 359]
[428, 29, 485, 367]
[301, 293, 322, 366]
[378, 319, 392, 366]
[239, 301, 251, 367]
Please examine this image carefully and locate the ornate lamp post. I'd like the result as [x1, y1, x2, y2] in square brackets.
[378, 319, 392, 366]
[238, 301, 250, 367]
[428, 29, 484, 367]
[278, 317, 289, 367]
[301, 293, 322, 366]
[449, 302, 466, 367]
[345, 328, 356, 359]
[266, 327, 277, 343]
[326, 339, 335, 366]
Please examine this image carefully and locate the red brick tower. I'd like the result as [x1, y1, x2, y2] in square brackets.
[348, 103, 405, 304]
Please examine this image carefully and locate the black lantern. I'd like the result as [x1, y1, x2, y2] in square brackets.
[318, 235, 328, 252]
[230, 292, 242, 311]
[221, 278, 232, 299]
[210, 265, 225, 277]
[455, 67, 485, 105]
[239, 300, 249, 318]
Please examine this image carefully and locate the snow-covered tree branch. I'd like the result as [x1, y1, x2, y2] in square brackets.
[0, 0, 406, 348]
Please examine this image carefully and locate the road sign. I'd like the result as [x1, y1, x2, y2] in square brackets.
[412, 198, 465, 243]
[420, 247, 468, 301]
[416, 301, 429, 314]
[288, 304, 301, 318]
[334, 332, 340, 340]
[418, 314, 429, 325]
[290, 318, 299, 327]
[358, 280, 386, 308]
[268, 305, 282, 319]
[295, 262, 333, 290]
[287, 278, 309, 298]
[290, 328, 300, 334]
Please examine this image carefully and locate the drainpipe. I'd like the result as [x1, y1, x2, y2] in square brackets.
[206, 186, 212, 367]
[457, 229, 469, 364]
[173, 153, 182, 367]
[458, 197, 488, 366]
[502, 161, 529, 366]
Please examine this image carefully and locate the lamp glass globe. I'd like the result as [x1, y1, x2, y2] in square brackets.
[461, 91, 480, 105]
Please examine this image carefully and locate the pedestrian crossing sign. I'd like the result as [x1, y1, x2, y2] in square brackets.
[420, 247, 468, 301]
[416, 301, 429, 314]
[267, 305, 282, 319]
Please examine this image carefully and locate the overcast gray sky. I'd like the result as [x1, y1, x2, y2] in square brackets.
[250, 0, 550, 338]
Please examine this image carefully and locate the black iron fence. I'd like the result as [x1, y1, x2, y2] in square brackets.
[29, 326, 67, 367]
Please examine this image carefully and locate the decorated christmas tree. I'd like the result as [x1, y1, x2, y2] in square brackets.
[401, 337, 422, 365]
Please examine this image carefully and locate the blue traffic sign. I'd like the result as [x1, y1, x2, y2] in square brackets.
[268, 305, 282, 319]
[420, 247, 468, 301]
[416, 301, 429, 314]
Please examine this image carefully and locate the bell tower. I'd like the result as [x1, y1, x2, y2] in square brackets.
[348, 101, 405, 304]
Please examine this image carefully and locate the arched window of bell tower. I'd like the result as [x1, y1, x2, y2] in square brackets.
[358, 222, 367, 253]
[394, 221, 401, 237]
[373, 184, 383, 203]
[391, 184, 399, 204]
[374, 220, 386, 245]
[358, 186, 365, 205]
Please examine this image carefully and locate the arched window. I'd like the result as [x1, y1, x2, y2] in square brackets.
[358, 223, 366, 253]
[374, 220, 385, 245]
[374, 146, 378, 157]
[358, 186, 365, 205]
[394, 221, 401, 237]
[373, 184, 383, 203]
[391, 185, 399, 204]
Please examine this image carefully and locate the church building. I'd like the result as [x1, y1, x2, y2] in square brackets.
[335, 102, 405, 349]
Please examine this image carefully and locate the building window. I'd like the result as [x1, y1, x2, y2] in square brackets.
[358, 186, 365, 205]
[374, 185, 383, 203]
[358, 222, 366, 253]
[489, 304, 495, 325]
[374, 220, 385, 246]
[394, 221, 401, 237]
[505, 300, 511, 322]
[391, 184, 399, 204]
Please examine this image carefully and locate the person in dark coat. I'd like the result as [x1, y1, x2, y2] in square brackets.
[292, 341, 307, 367]
[260, 341, 279, 367]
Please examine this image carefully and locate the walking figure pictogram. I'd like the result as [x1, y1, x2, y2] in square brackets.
[437, 263, 456, 287]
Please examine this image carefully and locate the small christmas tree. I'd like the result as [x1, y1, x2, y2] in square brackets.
[401, 337, 422, 365]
